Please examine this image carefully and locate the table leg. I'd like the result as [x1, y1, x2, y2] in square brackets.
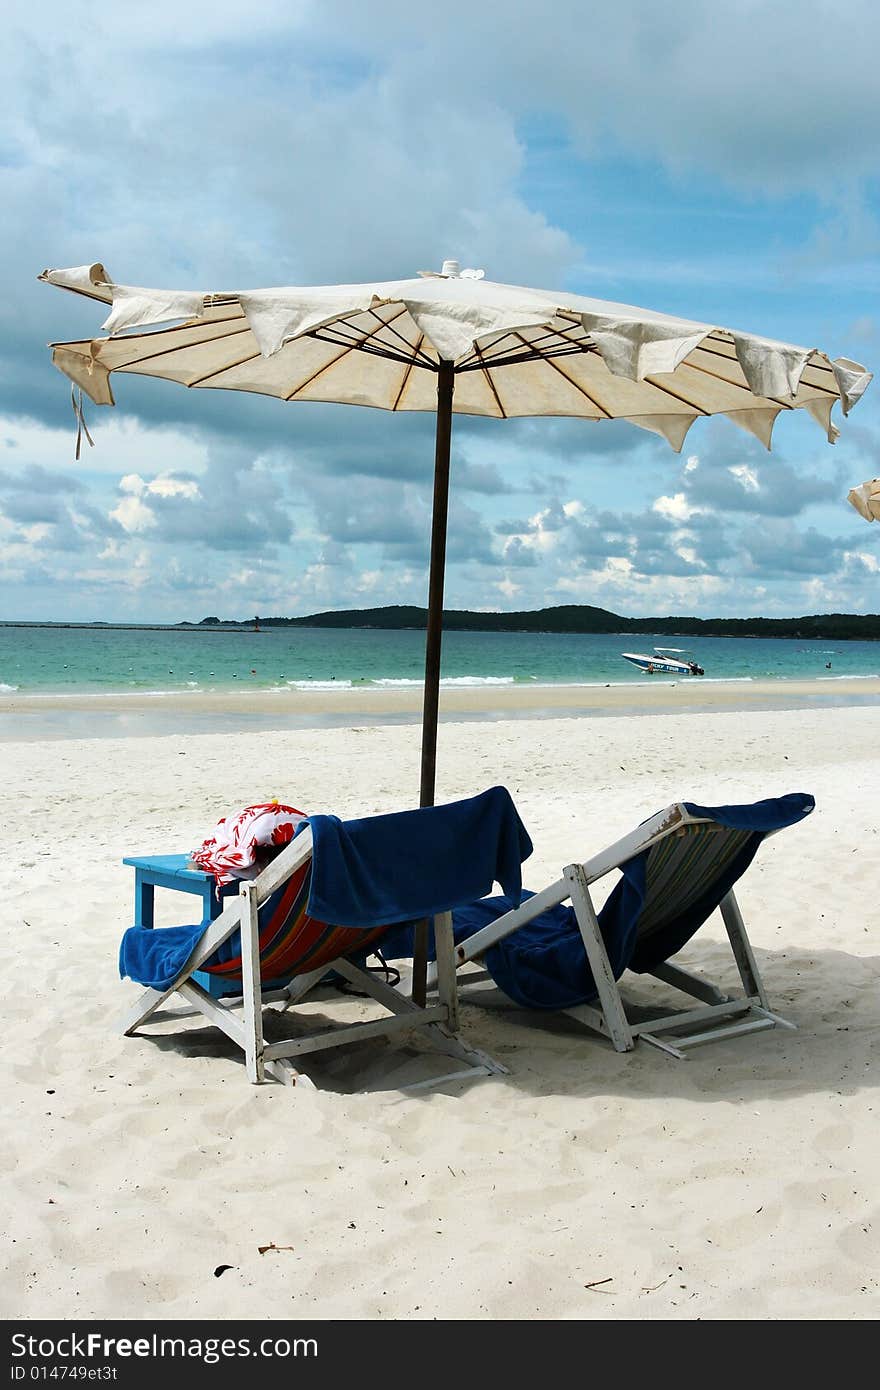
[135, 874, 155, 930]
[204, 884, 224, 926]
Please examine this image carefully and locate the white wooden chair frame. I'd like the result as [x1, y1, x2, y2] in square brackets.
[428, 802, 796, 1060]
[120, 827, 505, 1089]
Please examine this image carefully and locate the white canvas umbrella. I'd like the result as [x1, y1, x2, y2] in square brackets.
[39, 257, 873, 807]
[848, 479, 880, 521]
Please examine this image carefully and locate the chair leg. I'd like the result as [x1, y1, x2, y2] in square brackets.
[264, 1057, 318, 1089]
[650, 960, 730, 1005]
[719, 889, 771, 1009]
[275, 964, 335, 1011]
[411, 919, 429, 1008]
[330, 956, 507, 1076]
[239, 882, 265, 1084]
[119, 984, 179, 1036]
[564, 863, 635, 1053]
[433, 911, 459, 1034]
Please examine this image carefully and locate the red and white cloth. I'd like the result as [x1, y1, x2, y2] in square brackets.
[190, 801, 308, 888]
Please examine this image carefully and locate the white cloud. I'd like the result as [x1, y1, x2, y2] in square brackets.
[847, 549, 880, 574]
[146, 475, 201, 500]
[675, 544, 704, 568]
[110, 469, 201, 532]
[729, 463, 760, 493]
[111, 494, 157, 533]
[652, 492, 702, 522]
[496, 577, 521, 599]
[220, 568, 258, 591]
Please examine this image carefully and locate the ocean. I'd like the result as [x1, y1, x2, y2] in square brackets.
[1, 622, 878, 696]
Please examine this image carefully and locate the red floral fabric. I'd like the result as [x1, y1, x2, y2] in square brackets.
[190, 801, 308, 888]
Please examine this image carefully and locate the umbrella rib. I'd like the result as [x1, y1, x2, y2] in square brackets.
[650, 363, 817, 415]
[284, 342, 358, 400]
[333, 303, 410, 347]
[509, 331, 613, 417]
[78, 313, 246, 351]
[308, 304, 435, 369]
[285, 305, 418, 398]
[392, 333, 426, 410]
[458, 344, 595, 372]
[458, 322, 595, 369]
[686, 356, 839, 408]
[456, 327, 542, 368]
[681, 357, 799, 408]
[362, 307, 436, 367]
[186, 349, 265, 388]
[539, 319, 594, 348]
[474, 345, 507, 418]
[695, 335, 838, 383]
[309, 334, 433, 370]
[307, 321, 433, 369]
[455, 329, 516, 367]
[457, 310, 586, 362]
[641, 376, 710, 416]
[103, 322, 252, 371]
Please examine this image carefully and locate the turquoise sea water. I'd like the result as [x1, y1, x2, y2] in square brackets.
[1, 623, 878, 695]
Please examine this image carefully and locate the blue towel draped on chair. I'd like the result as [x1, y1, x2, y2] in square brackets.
[451, 792, 814, 1010]
[307, 785, 532, 926]
[120, 785, 533, 991]
[382, 792, 814, 1011]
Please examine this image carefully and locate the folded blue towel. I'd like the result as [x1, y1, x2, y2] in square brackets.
[307, 785, 533, 927]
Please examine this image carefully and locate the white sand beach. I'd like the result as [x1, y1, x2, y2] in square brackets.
[2, 696, 878, 1321]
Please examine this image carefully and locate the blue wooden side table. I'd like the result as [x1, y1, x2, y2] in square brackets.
[123, 853, 244, 996]
[123, 853, 225, 930]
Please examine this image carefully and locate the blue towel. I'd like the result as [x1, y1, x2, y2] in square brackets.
[682, 793, 815, 835]
[119, 922, 206, 992]
[450, 792, 815, 1010]
[306, 785, 533, 928]
[120, 786, 533, 990]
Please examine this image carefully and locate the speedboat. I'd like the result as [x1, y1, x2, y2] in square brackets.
[621, 647, 704, 676]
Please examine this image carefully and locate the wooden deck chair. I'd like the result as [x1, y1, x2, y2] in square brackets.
[119, 822, 506, 1089]
[430, 794, 814, 1059]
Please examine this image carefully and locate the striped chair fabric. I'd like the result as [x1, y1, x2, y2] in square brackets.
[203, 859, 392, 985]
[634, 822, 754, 938]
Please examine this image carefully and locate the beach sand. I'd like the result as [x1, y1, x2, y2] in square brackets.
[2, 697, 878, 1320]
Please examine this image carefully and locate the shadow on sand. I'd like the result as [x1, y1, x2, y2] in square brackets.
[129, 935, 880, 1103]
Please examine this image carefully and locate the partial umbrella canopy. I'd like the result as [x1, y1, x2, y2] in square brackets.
[847, 479, 880, 522]
[39, 257, 873, 807]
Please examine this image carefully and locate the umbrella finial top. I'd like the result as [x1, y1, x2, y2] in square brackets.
[418, 259, 485, 280]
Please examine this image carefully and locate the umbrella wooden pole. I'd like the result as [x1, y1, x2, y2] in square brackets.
[420, 359, 455, 808]
[412, 358, 455, 1005]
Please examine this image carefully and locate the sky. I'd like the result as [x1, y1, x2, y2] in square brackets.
[2, 0, 878, 623]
